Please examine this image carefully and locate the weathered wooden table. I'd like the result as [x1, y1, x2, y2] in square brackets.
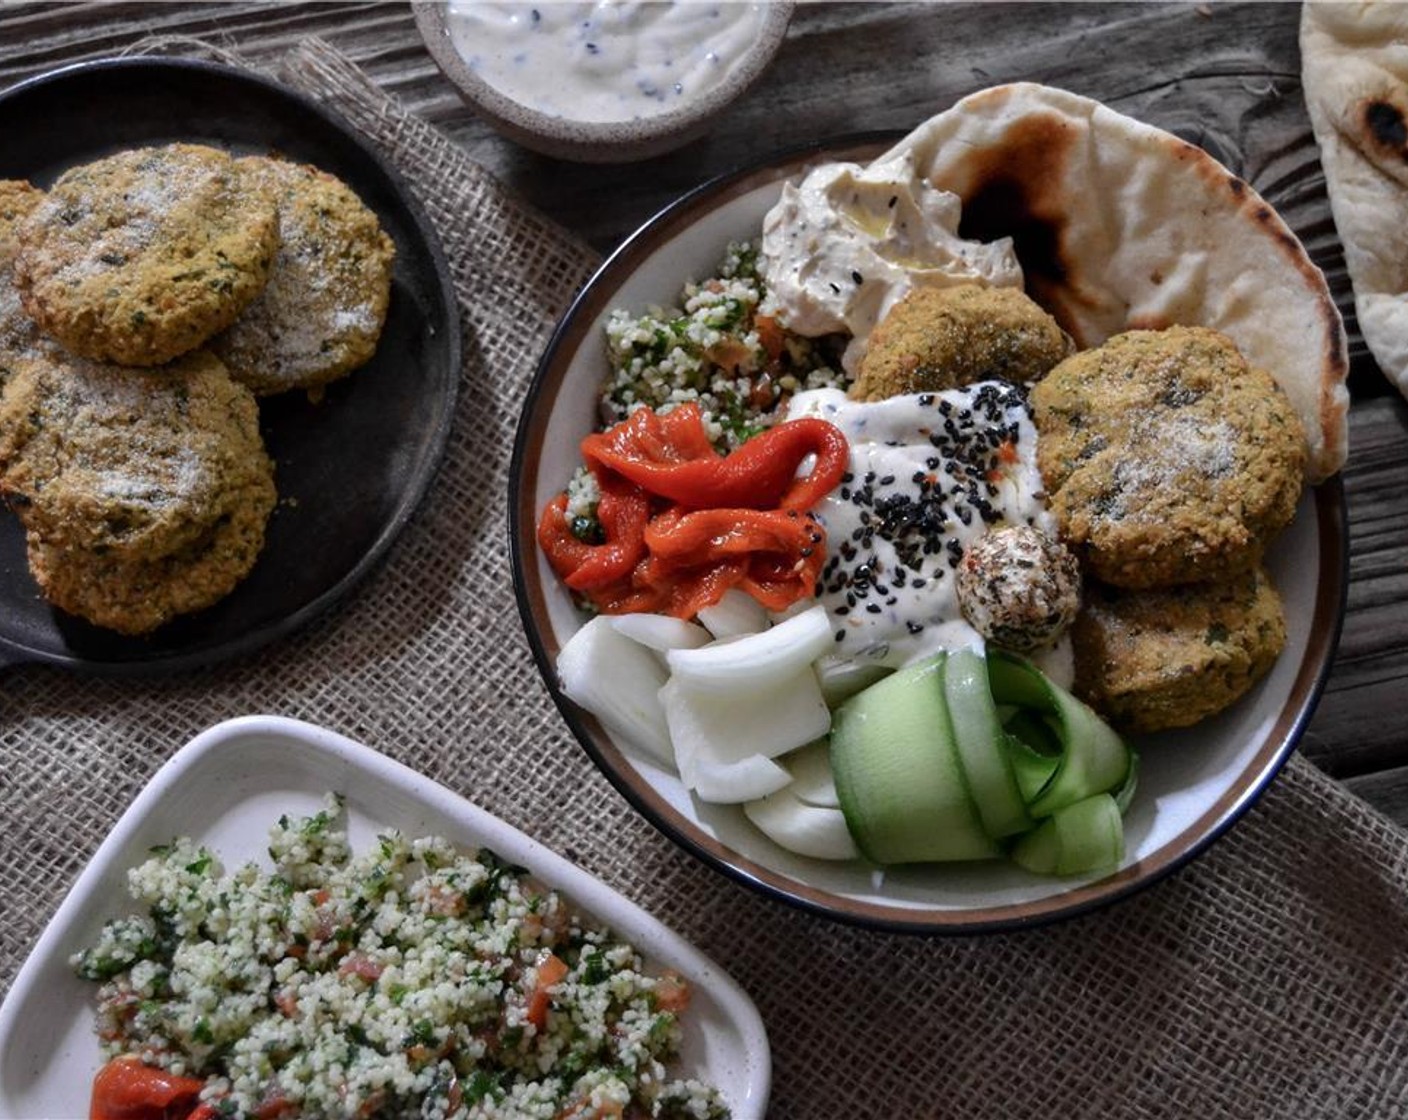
[1, 0, 1405, 828]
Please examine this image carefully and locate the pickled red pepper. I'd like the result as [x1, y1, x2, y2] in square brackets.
[89, 1055, 207, 1120]
[538, 404, 849, 618]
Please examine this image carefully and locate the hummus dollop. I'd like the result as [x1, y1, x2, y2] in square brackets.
[760, 150, 1023, 372]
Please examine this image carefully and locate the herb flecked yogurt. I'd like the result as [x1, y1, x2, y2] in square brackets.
[785, 383, 1054, 670]
[444, 1, 768, 123]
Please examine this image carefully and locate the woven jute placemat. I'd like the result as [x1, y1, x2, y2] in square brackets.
[3, 38, 1408, 1118]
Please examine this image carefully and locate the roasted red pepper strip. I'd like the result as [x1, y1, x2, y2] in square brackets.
[538, 403, 843, 619]
[581, 403, 848, 512]
[537, 471, 651, 592]
[90, 1055, 206, 1120]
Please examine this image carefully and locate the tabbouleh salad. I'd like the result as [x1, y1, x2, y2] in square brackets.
[564, 240, 846, 542]
[600, 241, 844, 448]
[73, 795, 728, 1120]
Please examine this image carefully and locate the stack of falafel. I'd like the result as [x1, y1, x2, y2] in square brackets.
[0, 144, 395, 635]
[852, 283, 1307, 734]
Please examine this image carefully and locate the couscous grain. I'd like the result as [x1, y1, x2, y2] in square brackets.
[74, 795, 728, 1120]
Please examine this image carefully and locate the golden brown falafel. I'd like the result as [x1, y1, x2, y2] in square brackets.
[1070, 565, 1287, 734]
[1030, 326, 1307, 589]
[26, 474, 275, 636]
[13, 144, 279, 366]
[0, 179, 47, 377]
[0, 349, 273, 565]
[849, 284, 1072, 401]
[210, 156, 395, 396]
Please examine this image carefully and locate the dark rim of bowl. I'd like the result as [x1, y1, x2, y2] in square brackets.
[0, 56, 461, 676]
[414, 2, 793, 145]
[509, 135, 1351, 934]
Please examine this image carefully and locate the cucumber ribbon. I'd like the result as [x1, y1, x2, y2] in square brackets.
[830, 647, 1136, 875]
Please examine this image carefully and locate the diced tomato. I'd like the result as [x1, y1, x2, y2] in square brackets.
[653, 971, 691, 1014]
[526, 951, 570, 1032]
[337, 953, 383, 982]
[754, 314, 785, 363]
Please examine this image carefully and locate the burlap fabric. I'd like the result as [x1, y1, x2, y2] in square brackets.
[3, 38, 1408, 1118]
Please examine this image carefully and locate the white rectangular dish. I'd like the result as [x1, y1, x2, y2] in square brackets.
[0, 715, 770, 1120]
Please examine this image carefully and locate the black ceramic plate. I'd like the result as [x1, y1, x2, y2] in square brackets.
[0, 58, 460, 674]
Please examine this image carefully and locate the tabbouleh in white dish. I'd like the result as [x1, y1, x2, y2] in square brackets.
[73, 795, 728, 1120]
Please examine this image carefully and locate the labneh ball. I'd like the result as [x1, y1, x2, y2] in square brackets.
[956, 524, 1081, 652]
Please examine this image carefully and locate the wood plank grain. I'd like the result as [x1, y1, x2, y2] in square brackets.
[1303, 393, 1408, 778]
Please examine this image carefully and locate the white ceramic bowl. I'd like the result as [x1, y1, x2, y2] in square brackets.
[509, 138, 1349, 933]
[0, 716, 770, 1118]
[414, 2, 794, 163]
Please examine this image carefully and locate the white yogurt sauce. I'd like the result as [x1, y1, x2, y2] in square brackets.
[787, 383, 1053, 670]
[444, 1, 766, 123]
[760, 150, 1024, 373]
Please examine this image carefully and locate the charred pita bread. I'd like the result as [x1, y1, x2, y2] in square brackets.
[1301, 1, 1408, 404]
[883, 82, 1349, 483]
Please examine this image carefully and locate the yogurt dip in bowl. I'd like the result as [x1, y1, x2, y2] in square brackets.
[415, 1, 794, 162]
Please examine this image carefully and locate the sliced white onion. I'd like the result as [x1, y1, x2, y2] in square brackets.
[695, 588, 770, 640]
[609, 613, 712, 652]
[693, 753, 793, 804]
[557, 616, 672, 765]
[661, 669, 830, 784]
[666, 604, 835, 694]
[784, 740, 843, 809]
[744, 789, 860, 860]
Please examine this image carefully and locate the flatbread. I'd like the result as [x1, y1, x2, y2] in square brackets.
[1301, 1, 1408, 404]
[882, 82, 1349, 483]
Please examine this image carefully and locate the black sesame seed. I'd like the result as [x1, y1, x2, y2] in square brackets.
[907, 621, 924, 635]
[865, 603, 883, 615]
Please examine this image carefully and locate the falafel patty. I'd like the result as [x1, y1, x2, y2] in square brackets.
[1070, 565, 1287, 734]
[849, 283, 1071, 402]
[26, 472, 275, 636]
[1, 180, 47, 378]
[1030, 326, 1307, 589]
[13, 144, 279, 366]
[210, 156, 395, 396]
[0, 349, 273, 564]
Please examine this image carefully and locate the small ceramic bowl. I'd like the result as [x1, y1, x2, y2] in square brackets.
[509, 138, 1350, 934]
[414, 2, 793, 162]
